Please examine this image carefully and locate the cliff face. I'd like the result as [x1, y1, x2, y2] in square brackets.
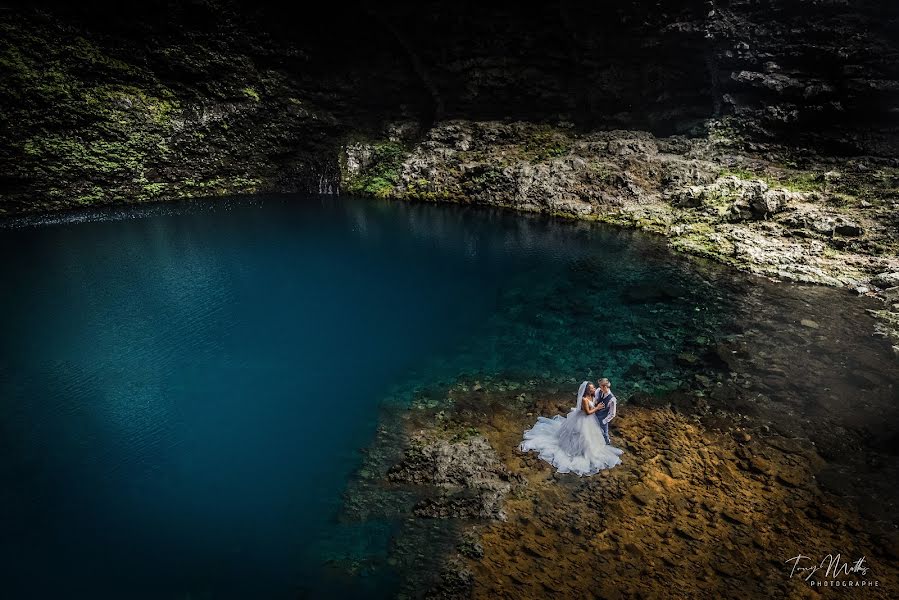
[2, 0, 897, 215]
[334, 0, 899, 154]
[0, 3, 350, 213]
[708, 0, 899, 156]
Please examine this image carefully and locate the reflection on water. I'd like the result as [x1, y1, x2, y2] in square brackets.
[0, 195, 896, 598]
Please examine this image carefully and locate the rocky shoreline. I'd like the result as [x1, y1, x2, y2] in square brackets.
[338, 272, 899, 598]
[339, 119, 899, 355]
[343, 374, 899, 599]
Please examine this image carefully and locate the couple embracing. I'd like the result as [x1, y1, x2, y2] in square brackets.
[519, 378, 622, 475]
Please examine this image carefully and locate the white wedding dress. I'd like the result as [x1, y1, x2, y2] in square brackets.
[520, 381, 623, 475]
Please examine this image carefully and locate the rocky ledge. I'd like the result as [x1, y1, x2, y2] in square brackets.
[346, 379, 899, 599]
[387, 431, 521, 521]
[340, 119, 899, 354]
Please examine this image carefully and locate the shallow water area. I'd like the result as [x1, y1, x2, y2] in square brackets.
[0, 194, 896, 598]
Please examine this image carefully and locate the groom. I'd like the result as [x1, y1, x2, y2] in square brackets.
[592, 378, 617, 445]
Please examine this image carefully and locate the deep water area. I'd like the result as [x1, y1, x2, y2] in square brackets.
[0, 195, 895, 598]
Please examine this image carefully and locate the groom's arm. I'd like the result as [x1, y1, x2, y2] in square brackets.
[602, 397, 617, 424]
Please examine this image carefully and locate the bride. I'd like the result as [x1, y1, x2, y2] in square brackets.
[520, 381, 623, 475]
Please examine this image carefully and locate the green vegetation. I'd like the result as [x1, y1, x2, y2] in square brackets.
[718, 167, 824, 192]
[588, 162, 615, 181]
[24, 134, 148, 177]
[85, 85, 180, 126]
[466, 165, 506, 188]
[69, 36, 136, 73]
[405, 176, 465, 203]
[343, 141, 409, 199]
[669, 228, 735, 263]
[450, 427, 481, 443]
[75, 186, 105, 205]
[706, 116, 748, 147]
[521, 124, 571, 162]
[194, 176, 262, 192]
[241, 86, 261, 102]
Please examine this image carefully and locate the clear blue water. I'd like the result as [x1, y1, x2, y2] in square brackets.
[0, 195, 743, 598]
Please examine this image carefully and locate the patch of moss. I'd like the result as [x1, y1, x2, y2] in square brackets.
[520, 124, 571, 162]
[775, 171, 824, 192]
[405, 177, 465, 203]
[142, 182, 168, 197]
[706, 116, 748, 147]
[241, 86, 260, 102]
[343, 141, 409, 199]
[719, 167, 824, 192]
[669, 231, 735, 263]
[465, 165, 506, 188]
[588, 162, 615, 181]
[450, 427, 481, 443]
[85, 84, 180, 126]
[824, 180, 891, 205]
[75, 186, 105, 205]
[188, 176, 262, 194]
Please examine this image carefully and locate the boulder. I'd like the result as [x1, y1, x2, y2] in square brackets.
[668, 176, 797, 219]
[872, 272, 899, 289]
[388, 433, 518, 520]
[782, 210, 863, 237]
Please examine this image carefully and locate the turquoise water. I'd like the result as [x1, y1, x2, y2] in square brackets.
[0, 196, 738, 598]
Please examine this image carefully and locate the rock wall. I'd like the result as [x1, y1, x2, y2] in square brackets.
[708, 0, 899, 156]
[0, 2, 351, 213]
[2, 0, 898, 213]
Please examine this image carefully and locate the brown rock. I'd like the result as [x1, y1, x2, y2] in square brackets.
[631, 485, 658, 506]
[721, 508, 750, 525]
[776, 470, 806, 487]
[814, 503, 844, 524]
[748, 456, 774, 475]
[713, 560, 740, 577]
[674, 525, 701, 540]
